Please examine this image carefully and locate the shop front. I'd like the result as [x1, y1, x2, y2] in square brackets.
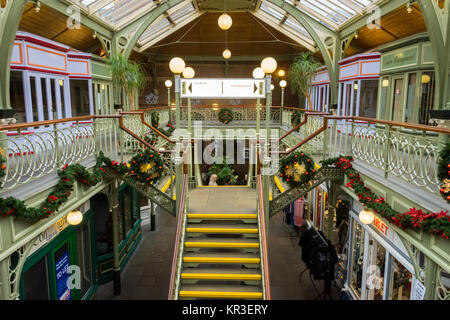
[19, 184, 142, 300]
[344, 200, 424, 300]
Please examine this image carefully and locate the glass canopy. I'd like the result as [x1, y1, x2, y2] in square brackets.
[68, 0, 384, 51]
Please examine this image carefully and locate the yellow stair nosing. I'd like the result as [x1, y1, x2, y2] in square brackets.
[187, 214, 257, 219]
[181, 273, 262, 280]
[179, 291, 263, 298]
[184, 241, 260, 248]
[186, 227, 258, 233]
[183, 257, 260, 263]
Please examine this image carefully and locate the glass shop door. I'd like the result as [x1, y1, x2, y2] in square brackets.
[364, 235, 387, 300]
[391, 77, 405, 122]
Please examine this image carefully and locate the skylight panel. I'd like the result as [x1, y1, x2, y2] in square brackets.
[170, 3, 195, 22]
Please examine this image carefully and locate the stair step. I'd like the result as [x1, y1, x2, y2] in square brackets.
[186, 223, 258, 234]
[185, 238, 259, 248]
[179, 284, 263, 299]
[183, 252, 260, 264]
[188, 214, 257, 219]
[181, 268, 261, 280]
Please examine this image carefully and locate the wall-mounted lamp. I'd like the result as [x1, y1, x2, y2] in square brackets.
[406, 2, 413, 13]
[421, 74, 431, 84]
[67, 210, 83, 226]
[359, 208, 375, 225]
[382, 79, 389, 87]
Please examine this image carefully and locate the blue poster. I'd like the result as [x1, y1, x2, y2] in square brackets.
[55, 252, 71, 300]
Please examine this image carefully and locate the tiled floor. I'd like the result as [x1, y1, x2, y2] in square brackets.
[96, 187, 339, 300]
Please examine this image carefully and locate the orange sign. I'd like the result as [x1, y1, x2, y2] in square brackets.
[373, 215, 389, 236]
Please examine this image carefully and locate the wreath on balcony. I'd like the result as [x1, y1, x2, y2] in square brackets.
[218, 108, 233, 125]
[291, 110, 302, 132]
[279, 151, 316, 188]
[438, 141, 450, 203]
[127, 148, 164, 185]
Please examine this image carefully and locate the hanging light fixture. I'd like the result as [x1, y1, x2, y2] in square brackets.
[359, 208, 375, 225]
[165, 80, 173, 88]
[218, 13, 232, 30]
[421, 74, 431, 84]
[278, 69, 286, 77]
[223, 49, 231, 59]
[406, 2, 413, 13]
[67, 210, 83, 226]
[279, 80, 287, 88]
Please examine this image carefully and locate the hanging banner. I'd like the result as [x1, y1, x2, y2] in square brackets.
[180, 78, 265, 99]
[55, 251, 71, 300]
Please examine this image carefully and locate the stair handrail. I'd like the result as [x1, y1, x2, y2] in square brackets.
[257, 173, 271, 300]
[271, 116, 329, 155]
[168, 172, 189, 300]
[278, 111, 331, 143]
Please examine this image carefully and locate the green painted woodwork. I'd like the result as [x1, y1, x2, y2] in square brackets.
[91, 57, 112, 81]
[381, 47, 419, 71]
[0, 0, 27, 110]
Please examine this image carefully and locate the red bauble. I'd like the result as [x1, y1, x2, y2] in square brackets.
[441, 188, 446, 194]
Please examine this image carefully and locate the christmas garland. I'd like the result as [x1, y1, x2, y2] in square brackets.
[438, 141, 450, 203]
[0, 159, 104, 220]
[321, 156, 450, 239]
[0, 149, 166, 221]
[279, 151, 316, 188]
[291, 110, 302, 132]
[144, 122, 175, 147]
[218, 108, 233, 125]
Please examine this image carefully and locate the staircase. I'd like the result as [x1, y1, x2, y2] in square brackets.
[176, 187, 266, 300]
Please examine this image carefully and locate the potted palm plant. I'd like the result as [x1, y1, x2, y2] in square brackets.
[109, 53, 147, 111]
[289, 52, 322, 111]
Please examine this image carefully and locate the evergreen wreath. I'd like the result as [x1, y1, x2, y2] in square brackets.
[438, 141, 450, 203]
[321, 156, 450, 239]
[279, 151, 316, 188]
[291, 110, 303, 132]
[218, 108, 233, 125]
[127, 148, 165, 184]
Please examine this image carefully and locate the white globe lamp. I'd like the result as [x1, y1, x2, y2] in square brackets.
[223, 49, 231, 59]
[182, 67, 195, 79]
[169, 57, 185, 74]
[218, 13, 232, 30]
[359, 208, 375, 225]
[261, 57, 277, 74]
[252, 67, 265, 79]
[280, 80, 287, 88]
[67, 210, 83, 226]
[165, 80, 173, 88]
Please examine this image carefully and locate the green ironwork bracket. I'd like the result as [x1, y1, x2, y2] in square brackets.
[269, 167, 344, 217]
[113, 0, 185, 59]
[266, 0, 341, 105]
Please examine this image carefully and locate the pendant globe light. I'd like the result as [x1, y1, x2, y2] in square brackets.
[218, 0, 232, 31]
[218, 13, 232, 30]
[169, 57, 185, 74]
[223, 49, 231, 59]
[253, 67, 265, 79]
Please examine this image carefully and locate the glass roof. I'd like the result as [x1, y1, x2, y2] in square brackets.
[67, 0, 385, 52]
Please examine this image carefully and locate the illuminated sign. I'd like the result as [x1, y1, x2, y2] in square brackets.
[181, 78, 265, 99]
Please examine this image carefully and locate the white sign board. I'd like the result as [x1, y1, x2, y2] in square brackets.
[181, 78, 265, 99]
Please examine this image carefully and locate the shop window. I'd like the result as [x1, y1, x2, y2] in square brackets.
[349, 220, 365, 298]
[22, 257, 50, 300]
[10, 71, 26, 123]
[404, 73, 417, 123]
[70, 80, 91, 117]
[359, 80, 378, 118]
[76, 220, 93, 298]
[419, 72, 435, 125]
[366, 237, 386, 300]
[388, 256, 413, 300]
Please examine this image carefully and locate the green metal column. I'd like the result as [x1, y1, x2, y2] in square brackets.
[110, 180, 121, 296]
[174, 74, 183, 218]
[167, 88, 171, 123]
[281, 87, 285, 108]
[0, 259, 10, 300]
[265, 75, 272, 156]
[256, 97, 261, 138]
